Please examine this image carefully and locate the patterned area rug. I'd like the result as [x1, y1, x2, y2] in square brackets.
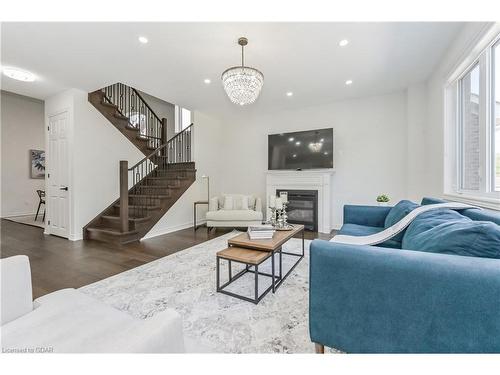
[80, 231, 335, 353]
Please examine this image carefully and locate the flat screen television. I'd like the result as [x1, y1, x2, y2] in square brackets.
[268, 128, 333, 170]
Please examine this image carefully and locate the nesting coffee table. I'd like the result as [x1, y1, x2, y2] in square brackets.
[216, 224, 305, 304]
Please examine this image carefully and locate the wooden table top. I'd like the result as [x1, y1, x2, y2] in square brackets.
[227, 224, 304, 252]
[216, 247, 272, 265]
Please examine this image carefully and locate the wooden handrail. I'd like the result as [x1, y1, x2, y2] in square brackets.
[129, 86, 164, 124]
[128, 123, 194, 171]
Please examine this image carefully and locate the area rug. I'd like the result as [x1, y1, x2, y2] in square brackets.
[4, 214, 45, 229]
[80, 231, 336, 353]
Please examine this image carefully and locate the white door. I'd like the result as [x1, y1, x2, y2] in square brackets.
[47, 111, 70, 238]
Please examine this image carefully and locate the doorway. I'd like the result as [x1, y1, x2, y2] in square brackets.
[47, 111, 70, 238]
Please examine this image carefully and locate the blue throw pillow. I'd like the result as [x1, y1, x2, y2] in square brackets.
[384, 200, 419, 243]
[385, 200, 420, 227]
[402, 209, 500, 259]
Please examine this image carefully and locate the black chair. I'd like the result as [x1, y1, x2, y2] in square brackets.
[36, 190, 46, 222]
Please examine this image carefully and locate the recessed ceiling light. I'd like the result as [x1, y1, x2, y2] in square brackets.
[295, 141, 301, 146]
[286, 91, 293, 97]
[320, 138, 324, 142]
[288, 137, 294, 142]
[292, 154, 297, 158]
[345, 80, 353, 85]
[2, 67, 36, 82]
[324, 151, 329, 155]
[339, 39, 349, 47]
[138, 36, 148, 44]
[204, 78, 211, 84]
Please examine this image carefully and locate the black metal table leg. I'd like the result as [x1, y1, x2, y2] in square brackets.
[279, 248, 283, 280]
[216, 256, 220, 291]
[302, 229, 305, 256]
[228, 260, 232, 281]
[254, 264, 259, 303]
[271, 251, 276, 293]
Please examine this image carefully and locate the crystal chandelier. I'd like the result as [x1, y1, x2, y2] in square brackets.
[221, 37, 264, 106]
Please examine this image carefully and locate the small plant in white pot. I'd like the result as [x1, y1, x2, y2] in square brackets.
[376, 194, 390, 206]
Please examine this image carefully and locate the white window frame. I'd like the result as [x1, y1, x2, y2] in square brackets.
[174, 105, 192, 133]
[444, 27, 500, 210]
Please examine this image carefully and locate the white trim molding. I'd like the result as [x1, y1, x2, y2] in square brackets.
[266, 169, 334, 234]
[443, 193, 500, 211]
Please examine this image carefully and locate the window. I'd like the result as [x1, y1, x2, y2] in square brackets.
[174, 105, 192, 133]
[458, 64, 481, 191]
[493, 40, 500, 191]
[446, 32, 500, 205]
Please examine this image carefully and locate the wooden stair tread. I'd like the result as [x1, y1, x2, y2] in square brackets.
[101, 101, 118, 109]
[113, 113, 129, 120]
[114, 203, 161, 210]
[87, 227, 139, 236]
[124, 124, 139, 131]
[102, 215, 151, 222]
[146, 176, 182, 180]
[129, 194, 171, 199]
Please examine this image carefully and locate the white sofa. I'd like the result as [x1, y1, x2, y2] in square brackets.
[206, 194, 263, 228]
[1, 255, 184, 353]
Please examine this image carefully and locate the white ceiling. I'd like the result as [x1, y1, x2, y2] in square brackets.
[1, 22, 465, 117]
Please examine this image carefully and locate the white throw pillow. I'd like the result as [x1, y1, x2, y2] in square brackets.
[241, 195, 249, 210]
[223, 195, 234, 210]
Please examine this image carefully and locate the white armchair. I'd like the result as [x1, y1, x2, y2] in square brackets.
[206, 194, 263, 228]
[1, 255, 185, 353]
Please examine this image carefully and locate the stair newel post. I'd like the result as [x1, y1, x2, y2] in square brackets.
[162, 118, 168, 156]
[120, 160, 129, 232]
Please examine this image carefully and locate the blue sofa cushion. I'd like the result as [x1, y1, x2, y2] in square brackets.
[402, 209, 500, 259]
[339, 223, 401, 249]
[385, 200, 419, 227]
[383, 200, 419, 243]
[421, 196, 500, 225]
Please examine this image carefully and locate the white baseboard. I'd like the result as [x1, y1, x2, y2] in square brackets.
[141, 220, 206, 240]
[1, 211, 37, 218]
[69, 234, 83, 241]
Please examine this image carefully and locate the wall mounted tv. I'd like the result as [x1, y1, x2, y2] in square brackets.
[268, 128, 333, 170]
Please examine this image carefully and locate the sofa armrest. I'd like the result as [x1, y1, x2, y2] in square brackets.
[309, 240, 500, 353]
[343, 204, 392, 227]
[209, 196, 219, 212]
[106, 309, 185, 353]
[1, 255, 33, 325]
[254, 197, 262, 212]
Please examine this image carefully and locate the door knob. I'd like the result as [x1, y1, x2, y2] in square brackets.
[60, 186, 68, 191]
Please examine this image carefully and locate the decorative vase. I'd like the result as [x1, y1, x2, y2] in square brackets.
[377, 202, 389, 206]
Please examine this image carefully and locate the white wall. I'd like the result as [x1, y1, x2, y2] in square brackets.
[216, 91, 409, 229]
[143, 110, 226, 238]
[137, 91, 176, 140]
[1, 91, 45, 217]
[45, 89, 144, 240]
[406, 82, 428, 201]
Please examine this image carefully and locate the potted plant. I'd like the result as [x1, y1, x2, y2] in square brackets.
[376, 194, 390, 206]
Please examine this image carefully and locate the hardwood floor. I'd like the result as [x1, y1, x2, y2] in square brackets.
[0, 219, 333, 299]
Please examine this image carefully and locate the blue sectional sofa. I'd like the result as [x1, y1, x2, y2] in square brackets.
[309, 197, 500, 353]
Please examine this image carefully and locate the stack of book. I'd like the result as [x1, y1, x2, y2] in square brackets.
[247, 225, 275, 240]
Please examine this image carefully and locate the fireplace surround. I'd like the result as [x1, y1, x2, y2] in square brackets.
[266, 170, 334, 233]
[277, 189, 318, 231]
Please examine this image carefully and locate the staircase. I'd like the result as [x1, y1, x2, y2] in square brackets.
[88, 83, 166, 155]
[84, 83, 196, 244]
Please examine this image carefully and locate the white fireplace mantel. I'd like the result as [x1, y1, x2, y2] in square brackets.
[266, 169, 334, 233]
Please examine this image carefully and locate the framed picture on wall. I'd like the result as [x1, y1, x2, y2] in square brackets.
[30, 149, 45, 179]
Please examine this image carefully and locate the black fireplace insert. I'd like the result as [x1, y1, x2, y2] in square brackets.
[276, 189, 318, 231]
